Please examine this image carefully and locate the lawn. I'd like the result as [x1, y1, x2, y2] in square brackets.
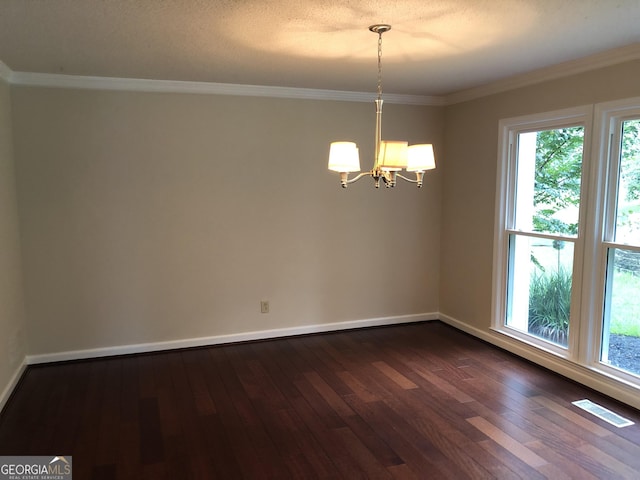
[610, 270, 640, 337]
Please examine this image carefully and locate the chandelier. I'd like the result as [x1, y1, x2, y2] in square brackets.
[328, 25, 436, 188]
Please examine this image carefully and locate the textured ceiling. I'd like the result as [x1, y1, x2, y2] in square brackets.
[1, 0, 640, 96]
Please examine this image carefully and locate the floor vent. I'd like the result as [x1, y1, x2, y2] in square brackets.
[572, 399, 634, 428]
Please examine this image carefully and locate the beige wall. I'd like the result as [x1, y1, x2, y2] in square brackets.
[440, 60, 640, 330]
[11, 87, 443, 356]
[4, 56, 640, 404]
[0, 77, 27, 403]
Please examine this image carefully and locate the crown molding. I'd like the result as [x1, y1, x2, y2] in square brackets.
[8, 70, 444, 106]
[446, 43, 640, 105]
[0, 60, 12, 83]
[4, 42, 640, 106]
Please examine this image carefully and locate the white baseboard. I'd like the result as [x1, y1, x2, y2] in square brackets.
[19, 310, 638, 412]
[439, 313, 640, 411]
[27, 312, 438, 365]
[0, 358, 27, 414]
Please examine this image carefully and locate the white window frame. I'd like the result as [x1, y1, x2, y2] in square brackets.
[492, 105, 593, 359]
[582, 97, 640, 385]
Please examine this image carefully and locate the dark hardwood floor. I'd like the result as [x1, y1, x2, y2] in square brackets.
[1, 321, 640, 479]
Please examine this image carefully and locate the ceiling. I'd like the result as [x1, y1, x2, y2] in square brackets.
[1, 0, 640, 96]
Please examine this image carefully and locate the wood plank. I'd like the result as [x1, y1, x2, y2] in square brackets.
[251, 344, 343, 477]
[525, 439, 599, 480]
[336, 370, 380, 403]
[204, 348, 279, 479]
[532, 395, 612, 437]
[303, 371, 356, 418]
[371, 361, 419, 389]
[579, 443, 639, 479]
[1, 321, 640, 479]
[333, 426, 393, 479]
[345, 397, 454, 478]
[477, 438, 546, 480]
[467, 416, 548, 468]
[407, 360, 475, 403]
[386, 463, 422, 480]
[138, 397, 165, 465]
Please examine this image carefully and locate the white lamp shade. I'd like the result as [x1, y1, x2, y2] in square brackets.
[328, 142, 361, 172]
[378, 141, 408, 171]
[407, 144, 436, 171]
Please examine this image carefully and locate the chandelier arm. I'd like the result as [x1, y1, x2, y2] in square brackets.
[395, 173, 417, 182]
[339, 171, 377, 188]
[396, 172, 425, 188]
[348, 171, 376, 183]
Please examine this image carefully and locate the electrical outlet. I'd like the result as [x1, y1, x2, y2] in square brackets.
[260, 301, 270, 314]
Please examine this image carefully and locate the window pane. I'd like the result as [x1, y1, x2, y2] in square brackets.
[507, 235, 573, 347]
[515, 127, 584, 236]
[601, 248, 640, 377]
[614, 120, 640, 245]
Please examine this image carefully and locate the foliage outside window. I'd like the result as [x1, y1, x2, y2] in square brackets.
[506, 123, 584, 347]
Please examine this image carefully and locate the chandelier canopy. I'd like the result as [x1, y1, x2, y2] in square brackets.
[328, 25, 436, 188]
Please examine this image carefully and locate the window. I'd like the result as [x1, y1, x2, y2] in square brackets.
[595, 107, 640, 379]
[494, 100, 640, 397]
[494, 107, 590, 353]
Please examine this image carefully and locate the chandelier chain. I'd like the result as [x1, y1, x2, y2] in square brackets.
[377, 31, 383, 99]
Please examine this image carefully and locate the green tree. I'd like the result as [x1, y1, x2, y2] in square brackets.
[533, 127, 584, 236]
[621, 120, 640, 201]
